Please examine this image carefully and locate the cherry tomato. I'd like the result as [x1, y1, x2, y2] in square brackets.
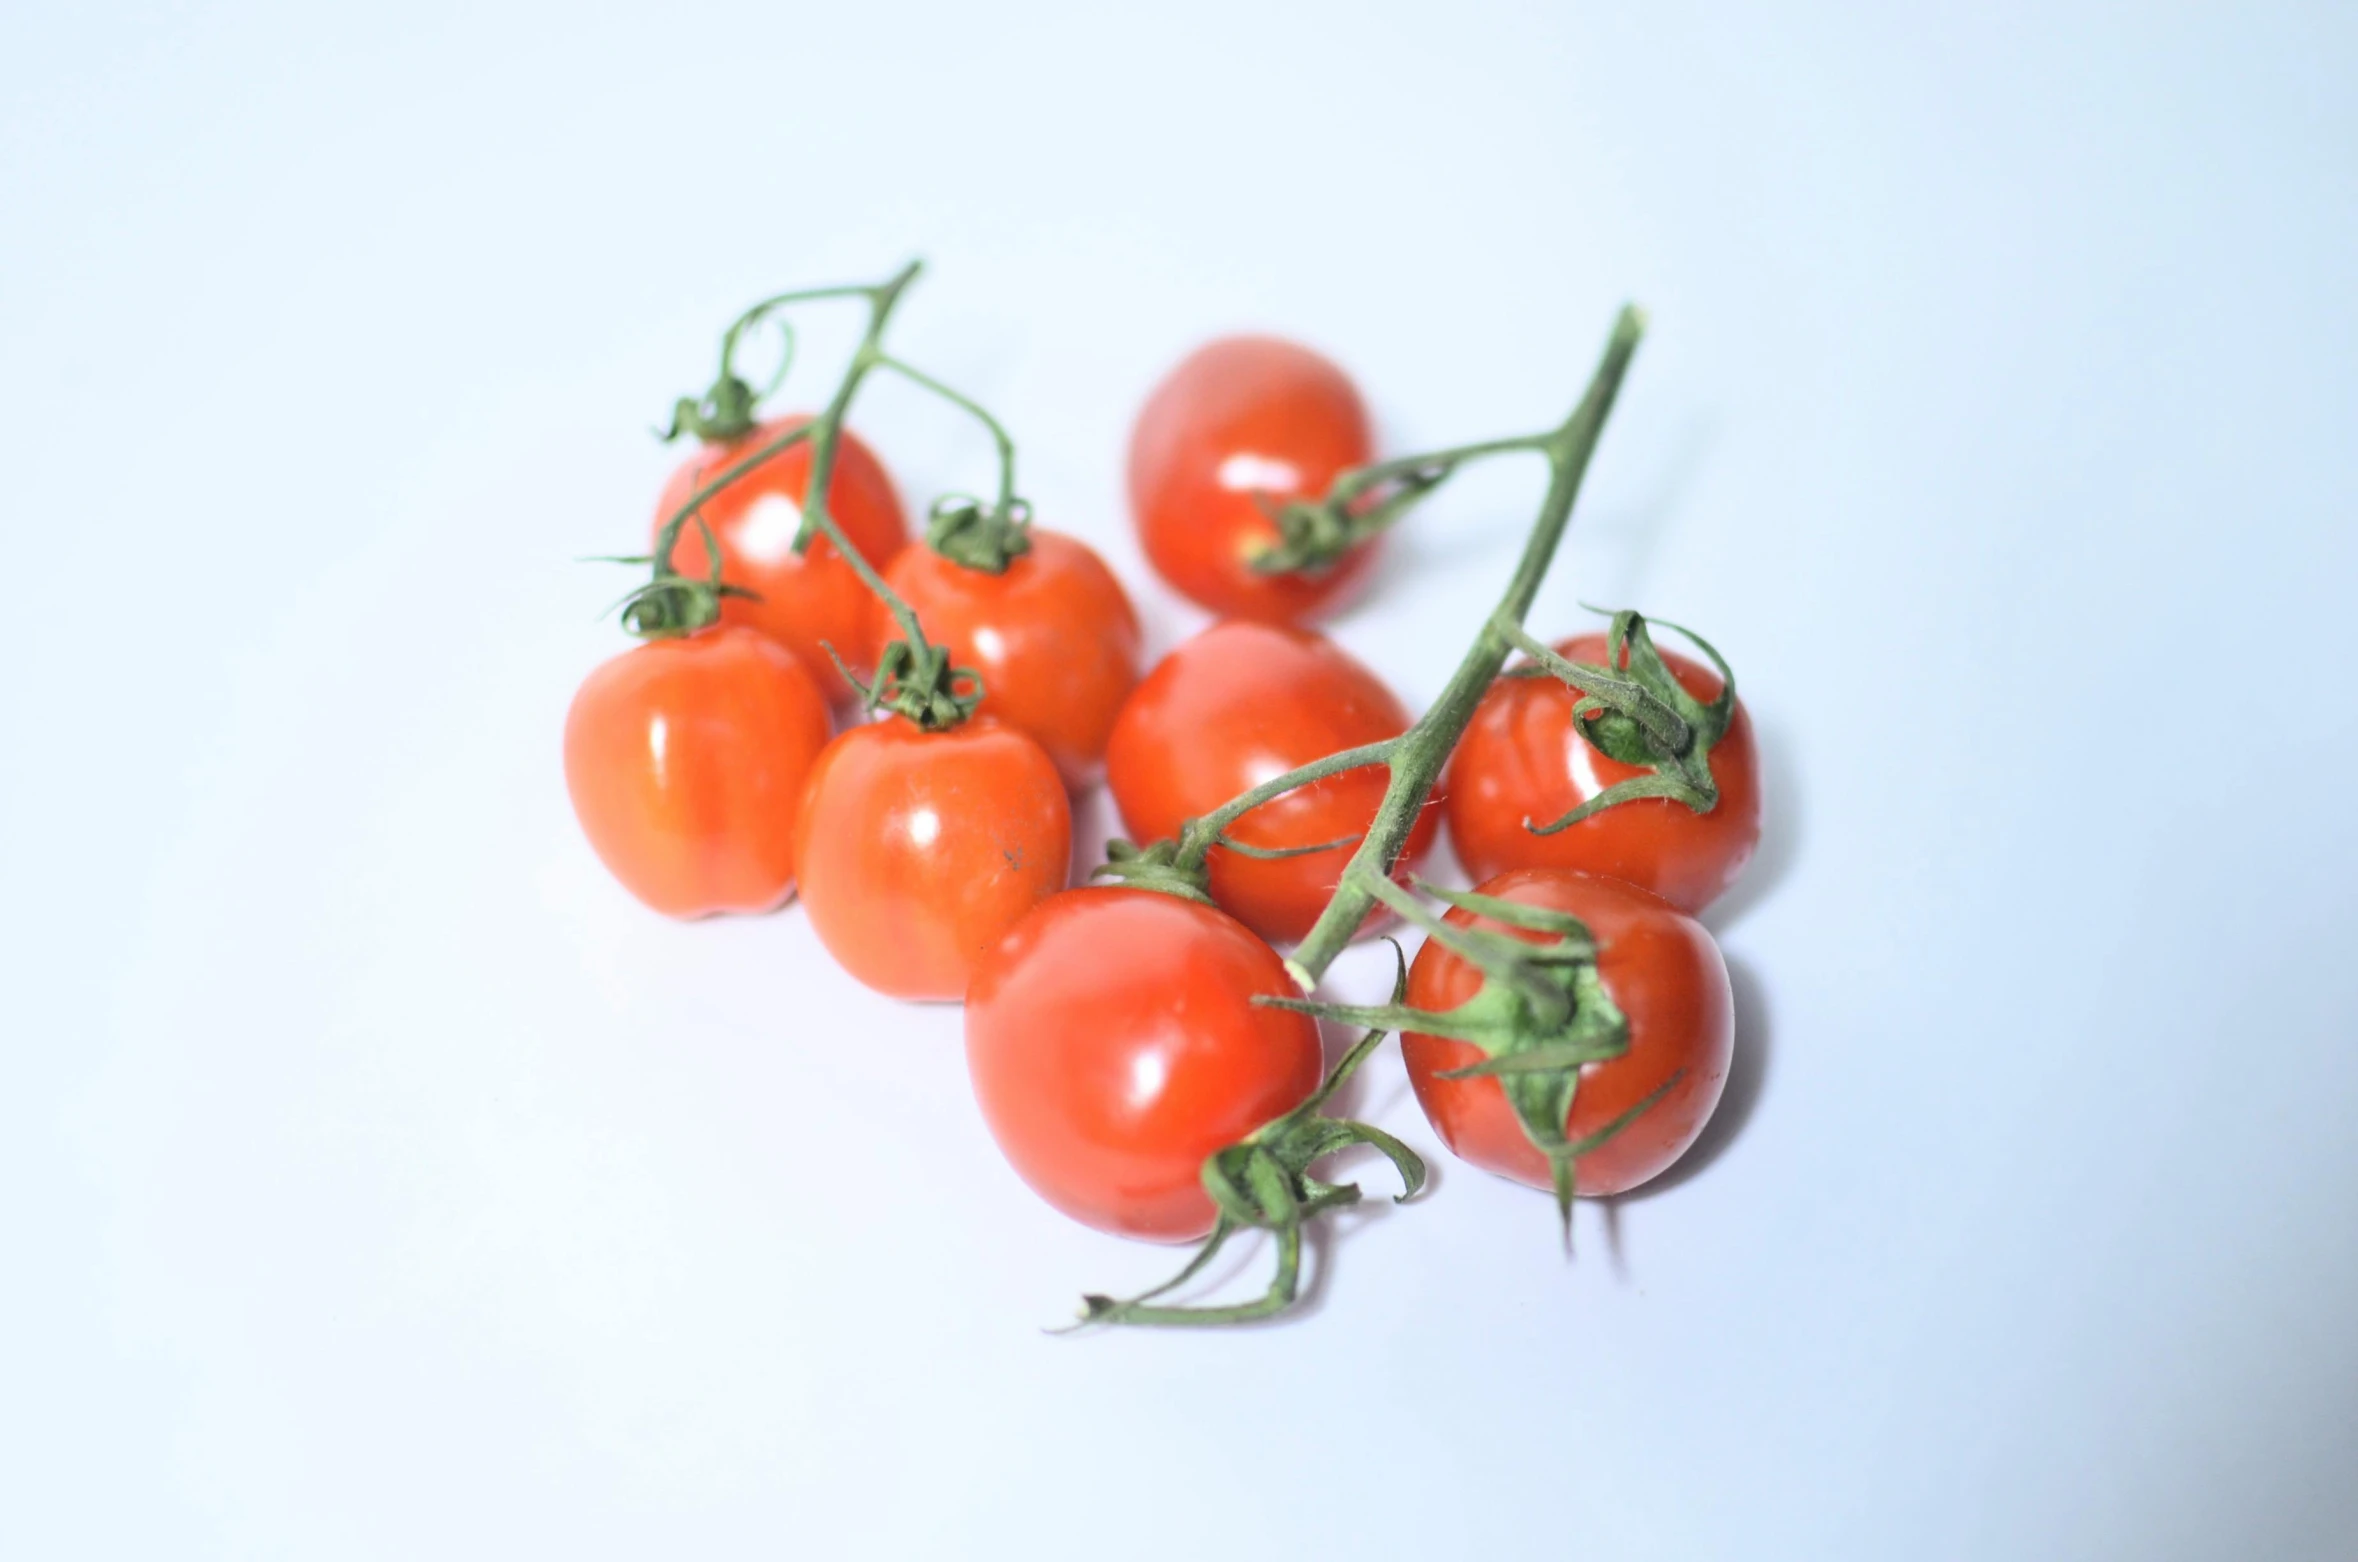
[880, 529, 1141, 789]
[1445, 633, 1762, 914]
[965, 886, 1323, 1240]
[656, 415, 910, 703]
[563, 625, 833, 917]
[1105, 620, 1440, 946]
[1402, 868, 1732, 1198]
[792, 716, 1071, 1000]
[1127, 336, 1377, 622]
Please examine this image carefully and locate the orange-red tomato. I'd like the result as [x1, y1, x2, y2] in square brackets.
[1403, 868, 1732, 1198]
[1445, 633, 1762, 914]
[1127, 336, 1377, 622]
[879, 530, 1141, 789]
[792, 716, 1071, 1000]
[965, 886, 1323, 1240]
[563, 625, 832, 917]
[1105, 620, 1439, 946]
[656, 415, 909, 703]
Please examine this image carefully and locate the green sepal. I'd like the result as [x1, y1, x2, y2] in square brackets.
[1248, 461, 1452, 577]
[1066, 945, 1425, 1331]
[658, 373, 762, 445]
[925, 493, 1035, 574]
[1090, 838, 1216, 905]
[824, 635, 984, 732]
[606, 515, 758, 640]
[658, 307, 798, 445]
[1510, 608, 1740, 836]
[1341, 888, 1670, 1233]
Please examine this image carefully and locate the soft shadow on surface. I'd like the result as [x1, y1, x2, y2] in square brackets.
[1701, 716, 1802, 936]
[1613, 953, 1772, 1204]
[1065, 784, 1123, 889]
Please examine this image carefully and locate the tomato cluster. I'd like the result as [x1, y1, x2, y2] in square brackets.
[562, 273, 1766, 1326]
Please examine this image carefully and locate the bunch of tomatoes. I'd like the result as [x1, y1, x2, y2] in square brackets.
[563, 264, 1763, 1326]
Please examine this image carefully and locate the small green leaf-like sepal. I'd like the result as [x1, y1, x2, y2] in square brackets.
[1512, 609, 1739, 836]
[1089, 838, 1216, 905]
[827, 635, 985, 732]
[926, 494, 1035, 574]
[1066, 945, 1425, 1331]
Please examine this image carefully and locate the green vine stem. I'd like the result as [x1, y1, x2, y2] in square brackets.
[1271, 304, 1647, 989]
[631, 260, 1046, 729]
[1099, 305, 1644, 968]
[877, 355, 1035, 574]
[1251, 431, 1557, 576]
[1072, 307, 1646, 1327]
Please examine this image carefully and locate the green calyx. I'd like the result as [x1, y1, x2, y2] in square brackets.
[827, 634, 983, 732]
[925, 493, 1034, 574]
[1068, 948, 1427, 1330]
[1508, 608, 1737, 835]
[598, 514, 758, 640]
[658, 298, 803, 445]
[1247, 461, 1450, 577]
[1269, 873, 1675, 1236]
[1089, 839, 1215, 905]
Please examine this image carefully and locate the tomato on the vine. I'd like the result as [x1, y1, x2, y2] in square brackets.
[656, 415, 909, 703]
[1402, 867, 1732, 1198]
[1128, 336, 1376, 622]
[563, 625, 833, 917]
[879, 529, 1141, 789]
[792, 715, 1070, 1000]
[965, 886, 1323, 1241]
[1445, 632, 1761, 914]
[1104, 620, 1440, 946]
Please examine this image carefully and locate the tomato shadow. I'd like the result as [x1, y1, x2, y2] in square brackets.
[1700, 714, 1801, 936]
[1065, 783, 1124, 888]
[1607, 952, 1771, 1210]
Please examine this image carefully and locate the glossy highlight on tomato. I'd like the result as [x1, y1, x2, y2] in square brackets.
[793, 716, 1071, 1000]
[1403, 868, 1732, 1198]
[657, 415, 910, 702]
[1128, 336, 1376, 622]
[965, 887, 1323, 1241]
[563, 625, 833, 917]
[880, 529, 1141, 789]
[1105, 620, 1440, 946]
[1445, 633, 1761, 914]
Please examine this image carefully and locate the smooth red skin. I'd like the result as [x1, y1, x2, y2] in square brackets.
[965, 887, 1324, 1241]
[1104, 620, 1441, 946]
[563, 626, 833, 918]
[656, 415, 910, 704]
[792, 717, 1072, 1001]
[1404, 868, 1733, 1198]
[1445, 633, 1763, 915]
[1127, 335, 1378, 623]
[880, 530, 1142, 790]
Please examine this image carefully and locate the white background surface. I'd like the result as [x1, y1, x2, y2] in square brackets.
[6, 3, 2355, 1557]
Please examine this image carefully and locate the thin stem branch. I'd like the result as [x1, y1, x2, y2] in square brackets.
[1171, 739, 1403, 872]
[876, 354, 1021, 521]
[1283, 306, 1646, 987]
[649, 421, 815, 567]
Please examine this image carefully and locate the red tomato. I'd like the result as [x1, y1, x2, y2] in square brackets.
[1403, 868, 1732, 1198]
[1128, 336, 1377, 622]
[793, 716, 1071, 1000]
[656, 415, 910, 703]
[880, 529, 1141, 789]
[965, 886, 1323, 1240]
[1104, 621, 1440, 946]
[1445, 633, 1762, 914]
[563, 625, 832, 917]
